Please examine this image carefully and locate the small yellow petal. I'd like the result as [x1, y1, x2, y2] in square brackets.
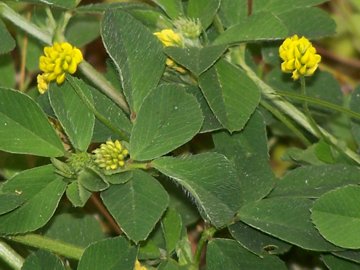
[56, 73, 66, 84]
[154, 29, 183, 47]
[62, 61, 69, 70]
[68, 61, 78, 74]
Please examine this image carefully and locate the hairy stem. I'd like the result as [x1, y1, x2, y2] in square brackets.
[0, 241, 24, 270]
[193, 227, 216, 269]
[6, 234, 84, 260]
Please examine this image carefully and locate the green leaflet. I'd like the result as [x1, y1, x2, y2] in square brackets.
[199, 59, 260, 132]
[0, 165, 66, 234]
[101, 170, 169, 243]
[153, 153, 242, 228]
[77, 237, 137, 270]
[239, 197, 341, 251]
[164, 45, 227, 77]
[269, 164, 360, 198]
[49, 78, 95, 152]
[130, 84, 203, 161]
[213, 12, 287, 45]
[0, 19, 15, 54]
[207, 239, 287, 270]
[213, 111, 275, 203]
[0, 88, 64, 157]
[101, 9, 166, 113]
[229, 221, 291, 256]
[22, 250, 65, 270]
[187, 0, 220, 30]
[151, 0, 184, 19]
[312, 185, 360, 249]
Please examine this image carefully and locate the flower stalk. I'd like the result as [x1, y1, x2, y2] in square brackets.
[300, 77, 326, 140]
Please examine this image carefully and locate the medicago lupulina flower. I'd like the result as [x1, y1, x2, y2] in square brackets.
[154, 29, 183, 47]
[93, 140, 129, 171]
[134, 260, 147, 270]
[37, 42, 83, 94]
[279, 35, 321, 80]
[153, 29, 186, 73]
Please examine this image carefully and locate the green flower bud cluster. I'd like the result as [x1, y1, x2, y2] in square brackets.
[93, 140, 129, 171]
[174, 17, 202, 39]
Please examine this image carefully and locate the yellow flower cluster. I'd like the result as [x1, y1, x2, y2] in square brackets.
[154, 29, 186, 73]
[93, 140, 129, 171]
[154, 29, 183, 47]
[134, 260, 147, 270]
[279, 35, 321, 80]
[37, 42, 83, 94]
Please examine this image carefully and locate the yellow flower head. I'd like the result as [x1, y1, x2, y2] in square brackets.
[154, 29, 186, 73]
[279, 35, 321, 80]
[93, 140, 129, 171]
[134, 260, 147, 270]
[154, 29, 183, 47]
[38, 42, 83, 93]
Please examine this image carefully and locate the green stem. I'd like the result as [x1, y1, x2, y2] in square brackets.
[193, 227, 216, 269]
[300, 77, 325, 140]
[0, 3, 129, 115]
[126, 162, 150, 170]
[260, 100, 311, 146]
[45, 7, 56, 29]
[113, 161, 150, 173]
[0, 2, 52, 44]
[213, 14, 225, 34]
[6, 234, 84, 260]
[0, 240, 24, 270]
[67, 77, 130, 141]
[275, 90, 360, 121]
[54, 11, 72, 42]
[78, 62, 130, 114]
[235, 51, 360, 164]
